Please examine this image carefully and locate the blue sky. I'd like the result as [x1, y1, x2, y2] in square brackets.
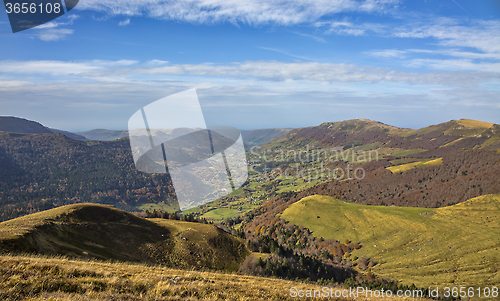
[0, 0, 499, 131]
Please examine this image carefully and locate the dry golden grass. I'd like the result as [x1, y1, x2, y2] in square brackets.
[0, 205, 249, 272]
[0, 204, 99, 240]
[438, 137, 464, 148]
[457, 119, 494, 129]
[0, 254, 429, 301]
[386, 158, 443, 174]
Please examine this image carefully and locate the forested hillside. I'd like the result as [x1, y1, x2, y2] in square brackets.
[0, 132, 176, 221]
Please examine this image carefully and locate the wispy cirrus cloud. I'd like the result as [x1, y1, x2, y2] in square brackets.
[31, 14, 79, 41]
[318, 17, 500, 55]
[392, 18, 500, 55]
[36, 14, 79, 29]
[0, 60, 138, 76]
[317, 19, 386, 36]
[329, 17, 500, 72]
[118, 19, 131, 26]
[258, 47, 315, 61]
[76, 0, 399, 25]
[409, 59, 500, 73]
[33, 29, 74, 41]
[130, 61, 500, 87]
[290, 31, 327, 43]
[1, 59, 498, 88]
[368, 49, 407, 58]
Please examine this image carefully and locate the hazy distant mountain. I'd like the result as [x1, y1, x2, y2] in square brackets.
[0, 116, 86, 140]
[78, 128, 293, 147]
[241, 128, 292, 148]
[77, 129, 129, 141]
[48, 128, 87, 140]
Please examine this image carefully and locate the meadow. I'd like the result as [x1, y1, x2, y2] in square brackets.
[0, 254, 428, 300]
[279, 194, 500, 290]
[386, 158, 443, 174]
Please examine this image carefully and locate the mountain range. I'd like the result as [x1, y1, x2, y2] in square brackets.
[1, 115, 499, 295]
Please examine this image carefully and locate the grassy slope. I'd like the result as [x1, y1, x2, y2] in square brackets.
[0, 204, 248, 272]
[151, 219, 249, 271]
[386, 158, 443, 173]
[0, 255, 427, 301]
[398, 119, 494, 138]
[279, 195, 500, 289]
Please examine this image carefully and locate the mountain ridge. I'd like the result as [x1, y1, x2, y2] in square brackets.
[0, 203, 249, 271]
[0, 116, 87, 140]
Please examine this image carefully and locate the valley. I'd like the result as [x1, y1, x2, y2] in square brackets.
[0, 116, 499, 299]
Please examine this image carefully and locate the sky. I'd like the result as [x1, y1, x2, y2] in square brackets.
[0, 0, 499, 132]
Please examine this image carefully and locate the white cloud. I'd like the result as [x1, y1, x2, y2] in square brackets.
[407, 49, 500, 60]
[118, 19, 131, 26]
[409, 59, 500, 73]
[319, 17, 500, 72]
[0, 60, 137, 76]
[368, 49, 407, 58]
[76, 0, 399, 25]
[36, 23, 59, 29]
[317, 18, 500, 58]
[1, 59, 498, 88]
[319, 20, 385, 36]
[133, 61, 500, 87]
[0, 80, 33, 89]
[34, 29, 75, 41]
[392, 19, 500, 55]
[31, 14, 79, 40]
[147, 59, 169, 66]
[35, 14, 79, 29]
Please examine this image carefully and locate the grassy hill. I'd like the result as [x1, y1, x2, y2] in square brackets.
[0, 255, 429, 301]
[0, 204, 427, 300]
[260, 118, 499, 153]
[279, 194, 500, 289]
[0, 204, 248, 272]
[0, 116, 86, 140]
[403, 119, 494, 138]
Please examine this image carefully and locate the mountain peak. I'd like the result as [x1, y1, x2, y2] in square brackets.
[408, 119, 497, 137]
[318, 118, 403, 134]
[0, 116, 86, 140]
[456, 119, 494, 129]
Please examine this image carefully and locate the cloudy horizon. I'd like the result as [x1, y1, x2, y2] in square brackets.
[1, 0, 499, 131]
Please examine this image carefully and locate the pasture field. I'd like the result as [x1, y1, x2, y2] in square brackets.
[199, 208, 239, 220]
[386, 158, 443, 174]
[279, 194, 500, 289]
